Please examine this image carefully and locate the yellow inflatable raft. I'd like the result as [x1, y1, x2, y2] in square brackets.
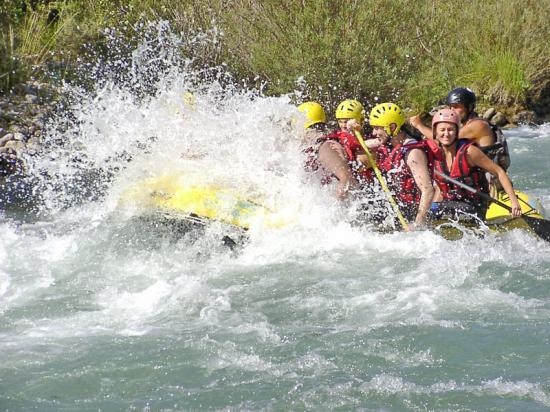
[120, 174, 549, 242]
[434, 189, 548, 240]
[119, 174, 289, 230]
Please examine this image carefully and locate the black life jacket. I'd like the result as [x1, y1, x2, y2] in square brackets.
[481, 123, 511, 171]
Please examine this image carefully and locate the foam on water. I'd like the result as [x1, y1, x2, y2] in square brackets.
[360, 374, 550, 403]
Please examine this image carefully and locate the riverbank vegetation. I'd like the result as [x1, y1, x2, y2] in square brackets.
[1, 0, 549, 116]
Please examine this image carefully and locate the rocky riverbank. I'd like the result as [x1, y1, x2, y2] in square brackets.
[0, 82, 60, 179]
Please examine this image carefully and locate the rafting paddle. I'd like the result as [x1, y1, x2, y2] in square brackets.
[434, 170, 550, 242]
[353, 130, 409, 231]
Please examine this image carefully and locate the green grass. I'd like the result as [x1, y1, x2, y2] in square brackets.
[1, 0, 549, 116]
[464, 50, 529, 106]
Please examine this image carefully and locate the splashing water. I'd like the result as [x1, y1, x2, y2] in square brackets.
[1, 23, 550, 411]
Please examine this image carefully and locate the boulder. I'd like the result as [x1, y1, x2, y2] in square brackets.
[0, 133, 14, 146]
[490, 112, 508, 127]
[483, 108, 497, 120]
[510, 110, 536, 125]
[3, 140, 27, 154]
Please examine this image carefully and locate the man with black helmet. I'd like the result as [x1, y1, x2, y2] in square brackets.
[444, 87, 496, 147]
[409, 87, 496, 147]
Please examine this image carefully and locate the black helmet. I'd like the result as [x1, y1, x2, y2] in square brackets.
[445, 87, 476, 113]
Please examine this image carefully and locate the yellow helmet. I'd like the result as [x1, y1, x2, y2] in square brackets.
[297, 101, 327, 129]
[369, 102, 405, 136]
[335, 99, 365, 123]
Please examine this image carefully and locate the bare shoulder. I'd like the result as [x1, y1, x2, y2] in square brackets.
[462, 118, 493, 135]
[460, 119, 494, 145]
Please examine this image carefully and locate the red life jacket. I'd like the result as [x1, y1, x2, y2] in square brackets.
[325, 130, 361, 160]
[304, 130, 392, 185]
[302, 130, 364, 185]
[324, 130, 375, 183]
[352, 142, 393, 183]
[434, 139, 489, 206]
[380, 138, 440, 205]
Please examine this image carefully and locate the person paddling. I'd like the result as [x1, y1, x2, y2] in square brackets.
[325, 99, 375, 185]
[368, 103, 438, 230]
[297, 101, 359, 200]
[430, 108, 521, 219]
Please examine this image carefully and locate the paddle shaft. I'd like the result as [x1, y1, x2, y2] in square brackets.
[353, 131, 409, 230]
[433, 169, 512, 211]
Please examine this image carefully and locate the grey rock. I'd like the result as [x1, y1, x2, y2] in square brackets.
[11, 125, 27, 134]
[32, 115, 47, 129]
[13, 132, 27, 141]
[511, 110, 536, 125]
[4, 140, 27, 154]
[483, 108, 496, 120]
[25, 94, 40, 104]
[5, 111, 20, 120]
[27, 135, 41, 145]
[0, 82, 59, 178]
[490, 112, 508, 127]
[0, 133, 14, 146]
[26, 136, 44, 156]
